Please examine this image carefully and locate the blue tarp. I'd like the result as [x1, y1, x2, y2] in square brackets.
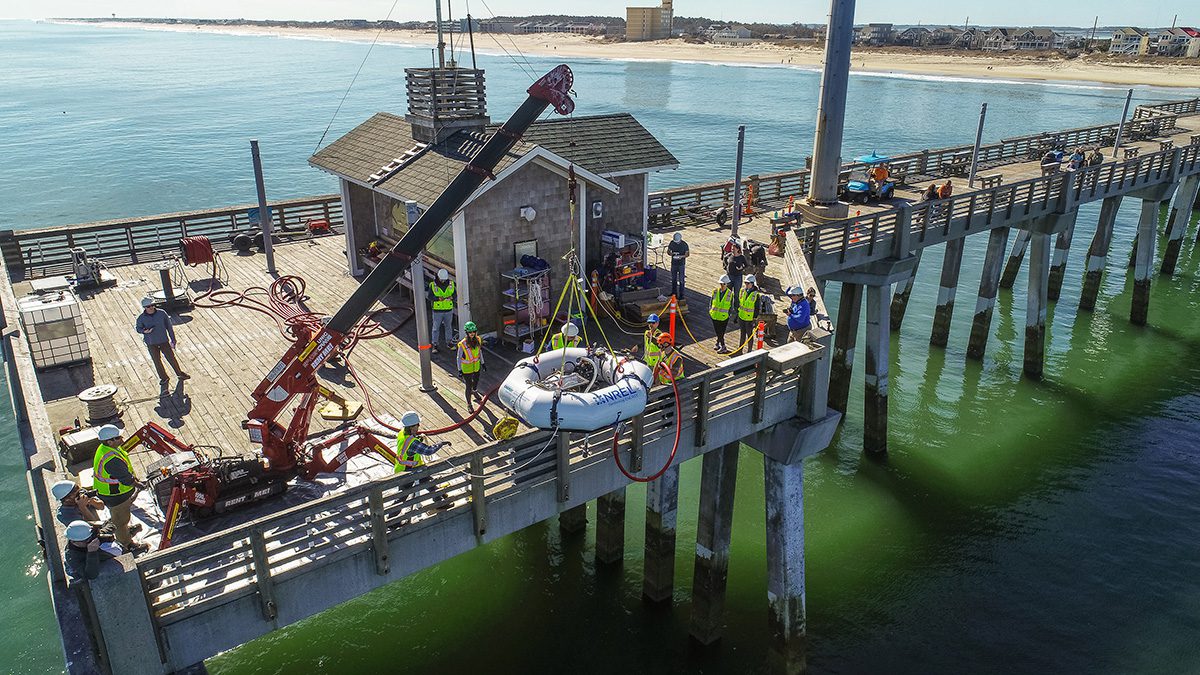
[854, 152, 891, 164]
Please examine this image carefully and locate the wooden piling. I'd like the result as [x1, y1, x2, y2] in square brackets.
[1162, 175, 1200, 275]
[999, 229, 1030, 289]
[689, 443, 740, 645]
[559, 503, 588, 534]
[1131, 199, 1159, 326]
[595, 487, 627, 565]
[642, 464, 680, 603]
[1024, 232, 1051, 379]
[863, 284, 890, 454]
[930, 239, 965, 347]
[888, 249, 922, 332]
[1047, 217, 1077, 301]
[764, 456, 806, 675]
[828, 282, 862, 414]
[967, 226, 1011, 360]
[1080, 196, 1123, 312]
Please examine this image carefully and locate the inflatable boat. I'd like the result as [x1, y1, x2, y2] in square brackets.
[498, 347, 654, 432]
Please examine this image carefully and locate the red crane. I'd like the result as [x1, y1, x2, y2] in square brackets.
[123, 65, 576, 548]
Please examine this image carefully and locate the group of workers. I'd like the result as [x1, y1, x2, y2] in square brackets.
[707, 273, 763, 354]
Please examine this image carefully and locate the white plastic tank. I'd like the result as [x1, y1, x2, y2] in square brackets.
[18, 291, 90, 369]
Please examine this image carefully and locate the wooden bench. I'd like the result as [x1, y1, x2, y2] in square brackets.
[648, 204, 673, 227]
[940, 157, 971, 178]
[1160, 140, 1175, 152]
[1040, 163, 1061, 177]
[1124, 147, 1140, 159]
[1191, 134, 1200, 147]
[619, 287, 687, 322]
[977, 173, 1003, 189]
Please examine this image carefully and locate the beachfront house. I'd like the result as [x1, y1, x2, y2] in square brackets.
[1109, 27, 1150, 56]
[707, 25, 754, 45]
[949, 27, 984, 49]
[309, 65, 678, 335]
[1152, 27, 1200, 57]
[626, 0, 673, 41]
[513, 21, 608, 35]
[855, 23, 894, 46]
[896, 27, 932, 46]
[983, 27, 1060, 51]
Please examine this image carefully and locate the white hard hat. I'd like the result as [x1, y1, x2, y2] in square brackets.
[401, 410, 421, 427]
[65, 520, 93, 542]
[745, 275, 757, 284]
[787, 286, 802, 296]
[672, 232, 682, 242]
[719, 274, 730, 284]
[562, 323, 579, 338]
[51, 480, 77, 500]
[437, 269, 449, 282]
[140, 297, 155, 308]
[97, 424, 121, 441]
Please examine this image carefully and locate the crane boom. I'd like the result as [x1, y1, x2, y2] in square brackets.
[245, 64, 576, 471]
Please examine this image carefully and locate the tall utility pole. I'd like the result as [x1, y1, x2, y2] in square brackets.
[435, 0, 446, 67]
[250, 140, 276, 275]
[967, 103, 988, 188]
[806, 0, 856, 216]
[1113, 89, 1133, 159]
[732, 125, 746, 237]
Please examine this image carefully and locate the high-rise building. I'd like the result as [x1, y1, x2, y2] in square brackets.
[626, 0, 673, 41]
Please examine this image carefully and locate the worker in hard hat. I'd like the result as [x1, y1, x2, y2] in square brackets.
[710, 274, 733, 353]
[735, 275, 760, 355]
[456, 321, 486, 407]
[550, 322, 582, 350]
[655, 334, 684, 386]
[63, 520, 111, 583]
[630, 313, 664, 371]
[429, 269, 455, 354]
[393, 411, 448, 510]
[136, 296, 190, 391]
[91, 425, 149, 555]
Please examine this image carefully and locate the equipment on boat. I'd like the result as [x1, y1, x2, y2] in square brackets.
[498, 347, 653, 432]
[115, 65, 578, 548]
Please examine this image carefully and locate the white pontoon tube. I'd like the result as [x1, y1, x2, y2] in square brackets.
[498, 347, 654, 432]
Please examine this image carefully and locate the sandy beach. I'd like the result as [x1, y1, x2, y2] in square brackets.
[63, 21, 1200, 89]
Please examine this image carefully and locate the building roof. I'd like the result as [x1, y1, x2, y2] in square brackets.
[1113, 27, 1148, 36]
[310, 112, 677, 207]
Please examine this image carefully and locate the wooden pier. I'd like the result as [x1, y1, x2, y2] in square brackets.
[8, 96, 1200, 675]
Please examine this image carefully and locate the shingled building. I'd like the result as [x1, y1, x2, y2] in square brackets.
[309, 67, 677, 335]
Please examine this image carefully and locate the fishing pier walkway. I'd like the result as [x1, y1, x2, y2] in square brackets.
[6, 97, 1200, 675]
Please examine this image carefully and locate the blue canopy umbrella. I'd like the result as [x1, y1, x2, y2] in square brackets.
[854, 152, 891, 165]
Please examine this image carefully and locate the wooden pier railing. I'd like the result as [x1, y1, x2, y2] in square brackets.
[798, 141, 1200, 276]
[1, 194, 343, 280]
[129, 345, 819, 669]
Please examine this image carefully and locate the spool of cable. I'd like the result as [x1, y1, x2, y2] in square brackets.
[77, 384, 120, 422]
[180, 236, 215, 266]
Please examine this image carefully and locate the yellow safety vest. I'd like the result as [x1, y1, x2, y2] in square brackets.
[92, 443, 133, 498]
[458, 339, 481, 374]
[656, 351, 684, 385]
[393, 431, 426, 473]
[709, 287, 732, 321]
[430, 281, 455, 312]
[738, 289, 759, 322]
[644, 329, 663, 369]
[550, 333, 581, 350]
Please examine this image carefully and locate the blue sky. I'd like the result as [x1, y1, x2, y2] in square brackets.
[5, 0, 1195, 28]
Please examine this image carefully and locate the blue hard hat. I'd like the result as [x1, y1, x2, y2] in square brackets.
[648, 313, 660, 323]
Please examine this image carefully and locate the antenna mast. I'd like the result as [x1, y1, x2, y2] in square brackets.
[435, 0, 446, 67]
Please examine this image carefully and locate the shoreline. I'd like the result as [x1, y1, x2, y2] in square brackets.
[52, 20, 1200, 89]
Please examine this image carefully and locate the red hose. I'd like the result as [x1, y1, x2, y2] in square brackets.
[612, 364, 681, 483]
[180, 236, 215, 265]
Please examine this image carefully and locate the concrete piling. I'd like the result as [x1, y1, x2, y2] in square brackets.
[1131, 199, 1160, 326]
[999, 229, 1031, 289]
[642, 464, 680, 603]
[888, 249, 922, 332]
[1162, 175, 1200, 275]
[930, 239, 965, 347]
[764, 456, 807, 675]
[689, 443, 740, 645]
[967, 226, 1011, 360]
[1047, 215, 1077, 301]
[1024, 232, 1051, 379]
[595, 487, 627, 565]
[863, 284, 890, 454]
[1079, 196, 1123, 312]
[559, 503, 588, 534]
[828, 282, 862, 414]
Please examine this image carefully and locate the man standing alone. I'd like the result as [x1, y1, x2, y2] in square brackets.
[429, 269, 456, 353]
[667, 232, 689, 298]
[136, 297, 189, 389]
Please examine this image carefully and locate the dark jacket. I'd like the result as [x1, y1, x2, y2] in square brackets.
[135, 309, 175, 346]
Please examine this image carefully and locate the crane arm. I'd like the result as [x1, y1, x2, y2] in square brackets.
[245, 65, 575, 471]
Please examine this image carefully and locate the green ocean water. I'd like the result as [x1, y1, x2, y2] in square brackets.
[3, 20, 1200, 674]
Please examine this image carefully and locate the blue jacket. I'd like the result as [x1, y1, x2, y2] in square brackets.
[787, 299, 812, 331]
[135, 309, 176, 346]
